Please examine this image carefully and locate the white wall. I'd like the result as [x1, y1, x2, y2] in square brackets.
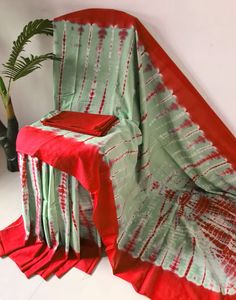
[0, 0, 235, 135]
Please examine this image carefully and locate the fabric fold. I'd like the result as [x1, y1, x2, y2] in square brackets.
[41, 111, 118, 136]
[0, 217, 101, 279]
[0, 217, 26, 256]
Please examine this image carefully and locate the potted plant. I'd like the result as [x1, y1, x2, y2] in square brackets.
[0, 19, 58, 172]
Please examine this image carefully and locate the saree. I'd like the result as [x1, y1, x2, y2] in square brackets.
[0, 8, 236, 300]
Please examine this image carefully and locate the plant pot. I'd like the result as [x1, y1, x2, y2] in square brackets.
[0, 116, 19, 172]
[7, 155, 19, 172]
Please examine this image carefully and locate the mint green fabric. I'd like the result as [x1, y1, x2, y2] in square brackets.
[18, 19, 236, 296]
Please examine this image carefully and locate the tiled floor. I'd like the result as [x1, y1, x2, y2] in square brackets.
[0, 148, 147, 300]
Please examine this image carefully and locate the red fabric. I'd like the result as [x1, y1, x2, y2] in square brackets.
[54, 8, 137, 28]
[41, 111, 118, 137]
[54, 251, 80, 277]
[54, 251, 100, 277]
[0, 217, 101, 280]
[0, 216, 26, 256]
[37, 248, 68, 279]
[19, 244, 51, 272]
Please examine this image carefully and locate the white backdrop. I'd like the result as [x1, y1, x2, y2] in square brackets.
[0, 0, 235, 135]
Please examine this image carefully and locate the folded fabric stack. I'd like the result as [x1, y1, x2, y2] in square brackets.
[41, 111, 118, 136]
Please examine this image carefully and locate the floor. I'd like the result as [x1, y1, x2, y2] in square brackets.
[0, 148, 147, 300]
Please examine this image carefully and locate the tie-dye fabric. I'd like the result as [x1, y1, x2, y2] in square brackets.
[1, 9, 236, 300]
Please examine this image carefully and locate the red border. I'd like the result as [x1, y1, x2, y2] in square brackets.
[0, 217, 101, 280]
[103, 236, 236, 300]
[55, 8, 236, 171]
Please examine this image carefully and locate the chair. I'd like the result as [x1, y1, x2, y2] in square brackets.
[1, 8, 236, 300]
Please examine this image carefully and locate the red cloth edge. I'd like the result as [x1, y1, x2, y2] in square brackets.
[54, 8, 236, 171]
[54, 8, 137, 27]
[0, 217, 101, 280]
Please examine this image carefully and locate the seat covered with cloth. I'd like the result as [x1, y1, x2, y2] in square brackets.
[1, 8, 236, 300]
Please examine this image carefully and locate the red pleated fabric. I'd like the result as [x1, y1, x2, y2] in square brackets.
[0, 217, 101, 280]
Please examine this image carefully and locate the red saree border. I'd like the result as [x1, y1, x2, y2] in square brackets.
[16, 127, 236, 299]
[54, 8, 236, 171]
[103, 236, 236, 300]
[54, 8, 137, 28]
[0, 216, 101, 280]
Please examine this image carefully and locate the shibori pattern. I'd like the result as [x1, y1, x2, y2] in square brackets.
[18, 151, 103, 255]
[1, 9, 236, 300]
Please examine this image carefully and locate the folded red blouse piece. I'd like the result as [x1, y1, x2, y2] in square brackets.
[41, 111, 118, 136]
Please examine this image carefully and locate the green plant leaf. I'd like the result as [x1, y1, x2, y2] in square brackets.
[3, 53, 58, 81]
[2, 19, 54, 80]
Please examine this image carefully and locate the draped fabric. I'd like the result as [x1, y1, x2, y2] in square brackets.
[1, 8, 236, 300]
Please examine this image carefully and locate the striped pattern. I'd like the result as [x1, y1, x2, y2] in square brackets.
[19, 20, 236, 295]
